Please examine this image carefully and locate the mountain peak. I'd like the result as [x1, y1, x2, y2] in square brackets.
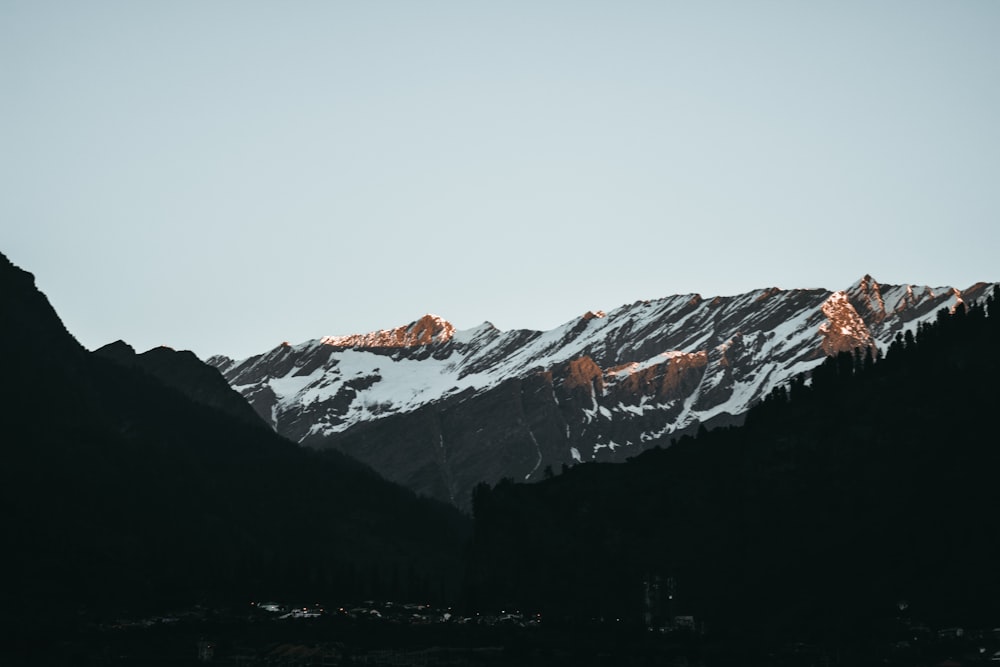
[320, 314, 455, 349]
[94, 339, 137, 362]
[0, 251, 85, 360]
[849, 273, 879, 292]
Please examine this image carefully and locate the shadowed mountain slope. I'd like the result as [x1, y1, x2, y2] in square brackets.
[0, 252, 469, 642]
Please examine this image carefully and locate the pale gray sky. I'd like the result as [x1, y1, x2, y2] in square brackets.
[3, 1, 998, 360]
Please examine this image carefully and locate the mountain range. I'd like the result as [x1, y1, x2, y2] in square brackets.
[5, 246, 999, 661]
[208, 276, 998, 509]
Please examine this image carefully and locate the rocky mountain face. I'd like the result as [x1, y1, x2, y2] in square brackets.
[209, 277, 997, 510]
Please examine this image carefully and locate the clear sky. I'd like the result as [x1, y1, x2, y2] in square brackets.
[3, 1, 998, 360]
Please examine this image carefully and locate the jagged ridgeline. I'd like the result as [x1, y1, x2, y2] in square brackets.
[0, 253, 469, 636]
[210, 277, 998, 510]
[464, 291, 1000, 645]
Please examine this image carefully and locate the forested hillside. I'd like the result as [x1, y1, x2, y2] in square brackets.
[465, 290, 1000, 647]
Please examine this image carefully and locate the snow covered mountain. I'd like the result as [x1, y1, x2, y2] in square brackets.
[208, 275, 997, 509]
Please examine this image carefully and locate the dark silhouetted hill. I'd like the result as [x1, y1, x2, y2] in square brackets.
[94, 339, 267, 427]
[0, 252, 470, 645]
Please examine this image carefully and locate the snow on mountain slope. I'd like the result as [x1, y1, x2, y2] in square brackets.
[209, 276, 997, 508]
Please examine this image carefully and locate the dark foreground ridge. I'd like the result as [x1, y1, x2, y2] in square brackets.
[0, 252, 469, 657]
